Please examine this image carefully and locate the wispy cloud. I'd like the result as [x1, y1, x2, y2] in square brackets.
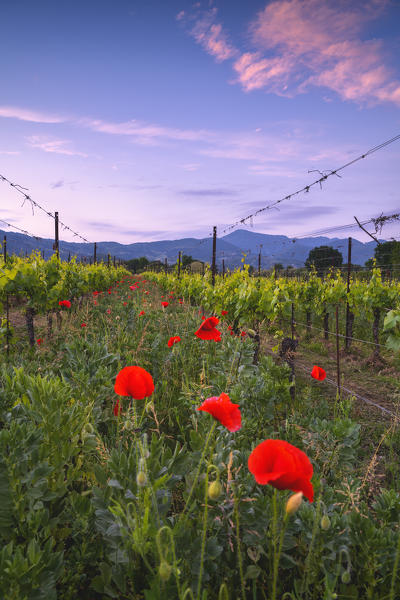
[0, 105, 65, 123]
[178, 6, 237, 62]
[179, 188, 239, 197]
[233, 0, 400, 106]
[79, 117, 213, 145]
[0, 150, 20, 155]
[27, 136, 88, 157]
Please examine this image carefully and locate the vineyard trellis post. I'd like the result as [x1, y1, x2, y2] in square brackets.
[3, 235, 10, 357]
[345, 237, 353, 351]
[164, 257, 167, 274]
[211, 226, 217, 286]
[336, 306, 341, 398]
[93, 242, 97, 264]
[178, 251, 181, 279]
[54, 211, 59, 259]
[107, 253, 110, 268]
[258, 244, 262, 277]
[113, 256, 116, 268]
[222, 258, 225, 278]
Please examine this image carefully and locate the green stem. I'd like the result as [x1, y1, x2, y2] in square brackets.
[233, 484, 246, 600]
[272, 511, 289, 600]
[271, 489, 278, 599]
[390, 527, 400, 600]
[179, 421, 217, 521]
[196, 467, 210, 600]
[301, 491, 322, 597]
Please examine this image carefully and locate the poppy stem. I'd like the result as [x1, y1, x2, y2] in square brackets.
[272, 503, 289, 600]
[179, 421, 217, 522]
[233, 482, 246, 600]
[196, 464, 211, 600]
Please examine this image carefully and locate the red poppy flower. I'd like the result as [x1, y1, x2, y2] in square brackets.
[161, 302, 169, 308]
[145, 291, 149, 295]
[123, 302, 127, 306]
[108, 290, 112, 294]
[139, 311, 145, 316]
[113, 398, 122, 416]
[167, 336, 181, 347]
[178, 299, 183, 304]
[106, 309, 111, 314]
[197, 392, 241, 432]
[81, 323, 87, 328]
[58, 300, 71, 308]
[129, 285, 137, 291]
[94, 300, 97, 305]
[240, 331, 246, 337]
[195, 317, 221, 341]
[93, 291, 99, 296]
[114, 366, 154, 400]
[36, 338, 43, 345]
[248, 439, 314, 502]
[221, 310, 228, 316]
[311, 366, 326, 381]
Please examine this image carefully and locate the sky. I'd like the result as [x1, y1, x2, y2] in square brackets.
[1, 0, 400, 245]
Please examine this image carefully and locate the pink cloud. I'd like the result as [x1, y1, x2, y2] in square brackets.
[80, 117, 213, 144]
[234, 0, 399, 106]
[0, 105, 65, 123]
[27, 136, 88, 157]
[180, 7, 237, 63]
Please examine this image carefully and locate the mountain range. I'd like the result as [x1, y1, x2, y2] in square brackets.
[0, 228, 377, 268]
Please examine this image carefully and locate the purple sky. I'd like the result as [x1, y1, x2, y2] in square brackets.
[1, 0, 400, 244]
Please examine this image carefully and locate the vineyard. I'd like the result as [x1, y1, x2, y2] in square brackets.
[1, 254, 400, 599]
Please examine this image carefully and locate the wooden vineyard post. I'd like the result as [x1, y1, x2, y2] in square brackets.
[336, 305, 341, 398]
[258, 244, 262, 277]
[3, 236, 10, 357]
[211, 226, 217, 286]
[291, 302, 295, 340]
[345, 237, 353, 351]
[54, 211, 59, 259]
[94, 242, 97, 264]
[107, 254, 110, 268]
[113, 256, 116, 267]
[222, 259, 225, 278]
[164, 257, 168, 274]
[202, 262, 205, 277]
[178, 251, 181, 279]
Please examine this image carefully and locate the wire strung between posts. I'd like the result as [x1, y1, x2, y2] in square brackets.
[292, 319, 387, 348]
[264, 346, 399, 422]
[0, 218, 41, 240]
[0, 172, 91, 243]
[221, 133, 400, 234]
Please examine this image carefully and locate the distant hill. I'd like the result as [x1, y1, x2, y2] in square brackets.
[0, 228, 377, 268]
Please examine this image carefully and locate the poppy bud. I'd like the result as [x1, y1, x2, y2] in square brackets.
[341, 571, 351, 584]
[208, 480, 222, 500]
[285, 491, 303, 515]
[158, 560, 171, 582]
[136, 471, 147, 487]
[320, 515, 331, 530]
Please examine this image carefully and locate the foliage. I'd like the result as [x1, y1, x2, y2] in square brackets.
[305, 245, 343, 273]
[0, 269, 400, 599]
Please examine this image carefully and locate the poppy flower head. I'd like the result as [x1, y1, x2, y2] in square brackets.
[36, 338, 43, 345]
[106, 309, 111, 314]
[81, 323, 87, 328]
[195, 317, 221, 341]
[161, 302, 169, 308]
[58, 300, 71, 308]
[94, 300, 97, 305]
[113, 398, 122, 416]
[248, 439, 314, 502]
[114, 366, 154, 400]
[167, 336, 181, 347]
[139, 311, 145, 316]
[311, 366, 326, 381]
[221, 310, 228, 316]
[197, 392, 241, 432]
